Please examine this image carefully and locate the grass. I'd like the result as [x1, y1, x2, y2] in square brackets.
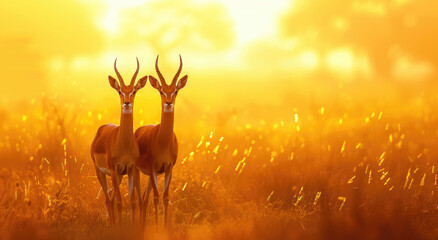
[1, 86, 438, 240]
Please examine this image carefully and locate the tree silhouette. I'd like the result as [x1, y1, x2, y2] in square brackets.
[117, 0, 235, 58]
[0, 0, 104, 98]
[281, 0, 438, 77]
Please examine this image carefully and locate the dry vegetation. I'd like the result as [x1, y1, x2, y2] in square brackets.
[1, 83, 438, 240]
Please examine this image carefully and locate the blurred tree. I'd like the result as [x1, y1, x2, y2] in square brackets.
[0, 0, 103, 58]
[0, 0, 104, 99]
[117, 0, 235, 57]
[281, 0, 438, 78]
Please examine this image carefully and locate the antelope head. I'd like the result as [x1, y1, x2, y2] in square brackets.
[149, 55, 188, 113]
[108, 58, 148, 114]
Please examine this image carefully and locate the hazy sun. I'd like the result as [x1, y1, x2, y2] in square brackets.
[219, 0, 291, 44]
[101, 0, 148, 34]
[101, 0, 291, 45]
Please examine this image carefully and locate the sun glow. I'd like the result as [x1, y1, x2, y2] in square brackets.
[3, 0, 438, 238]
[300, 50, 319, 68]
[101, 0, 148, 34]
[101, 0, 291, 44]
[327, 49, 354, 72]
[220, 0, 291, 44]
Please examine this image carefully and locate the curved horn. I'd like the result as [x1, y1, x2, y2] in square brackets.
[130, 57, 140, 86]
[114, 58, 125, 86]
[155, 55, 166, 86]
[171, 54, 183, 86]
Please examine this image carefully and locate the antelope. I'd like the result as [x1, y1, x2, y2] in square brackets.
[91, 58, 147, 225]
[135, 55, 188, 226]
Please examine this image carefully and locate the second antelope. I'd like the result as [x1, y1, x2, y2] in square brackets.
[91, 58, 147, 225]
[135, 55, 188, 226]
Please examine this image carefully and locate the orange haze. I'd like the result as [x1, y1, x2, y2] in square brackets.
[1, 0, 438, 239]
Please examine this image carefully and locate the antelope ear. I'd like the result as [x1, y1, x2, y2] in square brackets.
[135, 76, 148, 90]
[176, 75, 188, 90]
[149, 75, 161, 90]
[108, 76, 120, 90]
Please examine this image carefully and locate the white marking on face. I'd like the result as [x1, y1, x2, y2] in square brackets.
[164, 107, 173, 112]
[123, 108, 132, 114]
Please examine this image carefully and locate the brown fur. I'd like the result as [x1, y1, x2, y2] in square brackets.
[90, 58, 147, 226]
[135, 55, 187, 226]
[135, 124, 178, 174]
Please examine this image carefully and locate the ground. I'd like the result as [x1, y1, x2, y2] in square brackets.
[1, 84, 438, 240]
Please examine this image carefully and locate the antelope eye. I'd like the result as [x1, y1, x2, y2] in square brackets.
[118, 90, 122, 95]
[160, 91, 164, 95]
[132, 90, 136, 94]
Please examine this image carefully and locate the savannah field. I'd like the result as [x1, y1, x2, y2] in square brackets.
[2, 0, 438, 239]
[1, 80, 438, 240]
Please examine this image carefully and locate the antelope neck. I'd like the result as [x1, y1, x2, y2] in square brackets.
[157, 108, 174, 145]
[118, 110, 135, 148]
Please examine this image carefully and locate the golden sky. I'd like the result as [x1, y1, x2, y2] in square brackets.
[1, 0, 437, 106]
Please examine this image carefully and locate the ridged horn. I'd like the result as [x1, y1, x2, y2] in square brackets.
[155, 55, 166, 86]
[171, 54, 182, 86]
[130, 57, 140, 86]
[114, 58, 125, 86]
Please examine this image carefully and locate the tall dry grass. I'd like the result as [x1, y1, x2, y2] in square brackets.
[1, 83, 438, 240]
